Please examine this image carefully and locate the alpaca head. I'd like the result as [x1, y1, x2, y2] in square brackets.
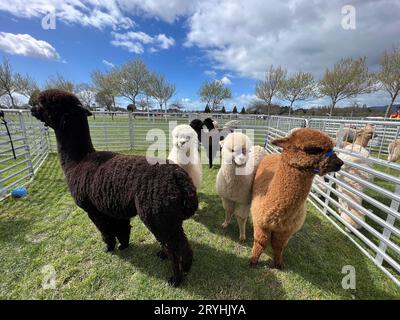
[220, 132, 253, 167]
[31, 89, 92, 130]
[172, 124, 198, 151]
[202, 118, 215, 131]
[355, 124, 375, 147]
[272, 128, 343, 176]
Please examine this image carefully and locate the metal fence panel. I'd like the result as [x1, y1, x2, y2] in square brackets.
[1, 109, 399, 286]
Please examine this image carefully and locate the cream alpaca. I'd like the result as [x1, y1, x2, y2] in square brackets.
[168, 124, 202, 189]
[337, 125, 375, 229]
[388, 139, 400, 162]
[216, 132, 267, 241]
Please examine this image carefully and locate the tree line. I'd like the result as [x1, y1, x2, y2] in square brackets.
[253, 47, 400, 117]
[1, 46, 399, 117]
[0, 58, 177, 113]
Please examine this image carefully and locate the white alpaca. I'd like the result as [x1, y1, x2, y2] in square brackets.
[336, 125, 375, 230]
[168, 124, 202, 189]
[216, 132, 267, 241]
[388, 139, 400, 162]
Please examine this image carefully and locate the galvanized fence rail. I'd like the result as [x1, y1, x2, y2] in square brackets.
[0, 110, 49, 200]
[1, 109, 400, 286]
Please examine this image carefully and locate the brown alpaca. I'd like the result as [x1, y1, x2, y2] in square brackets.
[250, 129, 343, 269]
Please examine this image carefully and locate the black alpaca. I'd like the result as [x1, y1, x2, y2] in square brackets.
[190, 118, 231, 168]
[31, 89, 198, 287]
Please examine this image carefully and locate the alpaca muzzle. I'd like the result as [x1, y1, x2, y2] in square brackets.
[31, 105, 44, 122]
[314, 149, 343, 175]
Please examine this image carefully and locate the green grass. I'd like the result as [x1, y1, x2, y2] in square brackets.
[0, 152, 399, 299]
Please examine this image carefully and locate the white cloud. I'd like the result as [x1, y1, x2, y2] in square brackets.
[0, 32, 60, 60]
[116, 0, 195, 23]
[185, 0, 400, 82]
[102, 59, 115, 68]
[155, 34, 175, 49]
[204, 70, 217, 78]
[111, 31, 175, 53]
[0, 0, 134, 30]
[219, 76, 231, 85]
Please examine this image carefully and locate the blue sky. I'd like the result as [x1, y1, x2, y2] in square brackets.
[0, 0, 399, 110]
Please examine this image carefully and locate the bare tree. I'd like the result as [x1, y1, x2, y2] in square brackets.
[91, 69, 120, 111]
[45, 73, 75, 93]
[117, 59, 149, 109]
[15, 74, 39, 98]
[0, 58, 20, 107]
[375, 47, 400, 117]
[198, 80, 231, 112]
[75, 83, 96, 110]
[279, 71, 318, 115]
[163, 82, 176, 114]
[319, 57, 374, 116]
[255, 65, 286, 115]
[147, 73, 176, 114]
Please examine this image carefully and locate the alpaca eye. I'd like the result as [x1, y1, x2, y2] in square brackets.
[304, 147, 323, 155]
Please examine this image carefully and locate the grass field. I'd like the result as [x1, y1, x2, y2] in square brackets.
[0, 151, 399, 299]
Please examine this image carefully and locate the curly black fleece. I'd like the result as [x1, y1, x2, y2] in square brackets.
[32, 89, 198, 287]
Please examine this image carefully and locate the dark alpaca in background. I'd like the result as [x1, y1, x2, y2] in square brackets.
[31, 89, 198, 287]
[190, 118, 232, 168]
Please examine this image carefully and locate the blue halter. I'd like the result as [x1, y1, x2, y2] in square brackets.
[313, 149, 334, 174]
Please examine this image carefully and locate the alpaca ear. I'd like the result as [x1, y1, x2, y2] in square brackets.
[271, 137, 290, 149]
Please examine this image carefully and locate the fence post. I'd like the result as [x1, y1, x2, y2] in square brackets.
[128, 112, 134, 150]
[375, 183, 400, 266]
[18, 111, 34, 177]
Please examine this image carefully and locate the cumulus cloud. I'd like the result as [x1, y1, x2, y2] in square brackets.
[116, 0, 195, 23]
[185, 0, 400, 81]
[219, 76, 231, 85]
[0, 32, 60, 60]
[111, 31, 175, 53]
[0, 0, 134, 30]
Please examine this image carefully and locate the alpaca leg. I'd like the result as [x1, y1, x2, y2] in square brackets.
[270, 231, 291, 270]
[87, 211, 116, 252]
[221, 198, 235, 228]
[113, 219, 131, 250]
[249, 225, 270, 267]
[235, 204, 250, 242]
[157, 245, 168, 260]
[165, 229, 193, 287]
[236, 215, 248, 242]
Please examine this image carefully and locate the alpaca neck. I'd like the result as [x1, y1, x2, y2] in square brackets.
[267, 159, 315, 209]
[355, 136, 370, 148]
[55, 116, 95, 166]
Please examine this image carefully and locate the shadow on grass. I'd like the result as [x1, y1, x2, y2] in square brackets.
[194, 192, 254, 247]
[115, 240, 286, 299]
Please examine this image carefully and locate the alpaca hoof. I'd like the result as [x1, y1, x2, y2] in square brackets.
[270, 261, 284, 270]
[239, 236, 246, 243]
[168, 276, 183, 287]
[221, 221, 229, 229]
[249, 259, 258, 268]
[104, 245, 115, 252]
[157, 250, 168, 260]
[118, 243, 129, 250]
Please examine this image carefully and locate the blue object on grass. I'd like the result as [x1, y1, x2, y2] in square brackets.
[11, 186, 28, 198]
